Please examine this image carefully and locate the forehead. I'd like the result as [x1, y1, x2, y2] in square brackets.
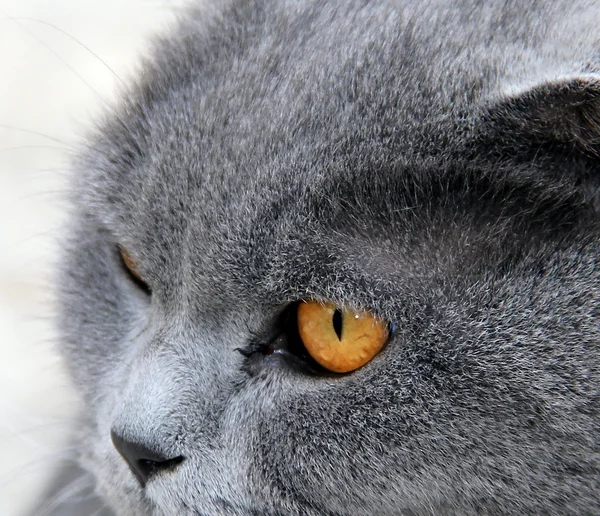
[75, 2, 586, 310]
[81, 7, 471, 239]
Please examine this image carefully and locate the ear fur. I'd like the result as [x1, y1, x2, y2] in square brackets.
[479, 74, 600, 214]
[489, 74, 600, 155]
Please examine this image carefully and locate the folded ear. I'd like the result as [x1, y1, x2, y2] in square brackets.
[486, 74, 600, 156]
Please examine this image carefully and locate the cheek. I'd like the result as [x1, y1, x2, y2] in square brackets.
[57, 232, 148, 399]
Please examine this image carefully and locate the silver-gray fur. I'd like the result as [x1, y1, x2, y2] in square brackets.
[54, 0, 599, 514]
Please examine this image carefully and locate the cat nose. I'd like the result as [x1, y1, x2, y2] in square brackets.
[110, 429, 184, 487]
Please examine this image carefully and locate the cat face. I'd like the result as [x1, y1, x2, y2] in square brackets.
[58, 1, 600, 514]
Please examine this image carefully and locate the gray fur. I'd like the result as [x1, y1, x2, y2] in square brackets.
[56, 0, 599, 514]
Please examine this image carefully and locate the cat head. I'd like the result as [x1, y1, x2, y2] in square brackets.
[58, 1, 599, 514]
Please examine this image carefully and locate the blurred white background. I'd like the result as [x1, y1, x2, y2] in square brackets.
[0, 1, 182, 513]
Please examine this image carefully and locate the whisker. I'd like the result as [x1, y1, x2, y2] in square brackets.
[0, 442, 83, 503]
[0, 226, 69, 254]
[8, 188, 72, 201]
[0, 418, 77, 438]
[0, 10, 143, 158]
[35, 473, 96, 516]
[0, 409, 76, 447]
[0, 17, 125, 86]
[0, 145, 73, 154]
[89, 502, 113, 516]
[0, 446, 81, 482]
[0, 124, 75, 148]
[0, 12, 114, 108]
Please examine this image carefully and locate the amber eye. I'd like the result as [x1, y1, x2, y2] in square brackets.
[297, 300, 389, 373]
[118, 246, 150, 292]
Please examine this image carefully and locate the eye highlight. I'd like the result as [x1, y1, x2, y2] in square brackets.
[297, 300, 389, 373]
[118, 245, 150, 293]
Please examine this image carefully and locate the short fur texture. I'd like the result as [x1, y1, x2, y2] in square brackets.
[56, 1, 599, 514]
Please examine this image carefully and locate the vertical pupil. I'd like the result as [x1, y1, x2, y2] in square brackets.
[332, 309, 343, 341]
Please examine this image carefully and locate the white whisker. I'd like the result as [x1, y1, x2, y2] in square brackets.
[0, 145, 72, 154]
[36, 473, 95, 516]
[89, 502, 113, 516]
[0, 12, 114, 109]
[0, 9, 144, 161]
[0, 17, 125, 86]
[0, 125, 75, 148]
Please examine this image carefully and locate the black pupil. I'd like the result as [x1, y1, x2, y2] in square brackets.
[332, 309, 343, 340]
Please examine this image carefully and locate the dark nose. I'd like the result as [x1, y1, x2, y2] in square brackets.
[110, 429, 184, 487]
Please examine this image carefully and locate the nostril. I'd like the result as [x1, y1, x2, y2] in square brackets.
[135, 456, 185, 485]
[110, 429, 184, 487]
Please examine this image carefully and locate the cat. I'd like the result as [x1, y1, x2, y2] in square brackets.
[46, 0, 600, 514]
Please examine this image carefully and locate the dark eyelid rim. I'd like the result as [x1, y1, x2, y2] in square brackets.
[237, 302, 397, 376]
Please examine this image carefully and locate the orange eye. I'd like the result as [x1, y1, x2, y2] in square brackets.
[297, 300, 389, 373]
[118, 246, 149, 292]
[119, 246, 142, 281]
